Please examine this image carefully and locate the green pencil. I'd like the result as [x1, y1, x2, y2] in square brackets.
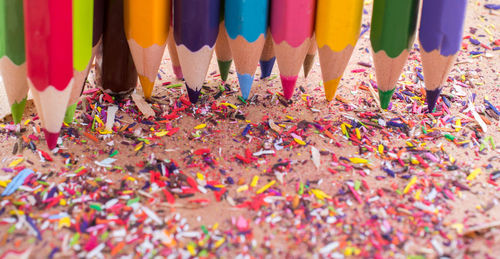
[370, 0, 420, 109]
[0, 0, 29, 124]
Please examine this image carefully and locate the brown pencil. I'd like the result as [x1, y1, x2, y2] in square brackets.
[303, 34, 317, 78]
[101, 0, 138, 96]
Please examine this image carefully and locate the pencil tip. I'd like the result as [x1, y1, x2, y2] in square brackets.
[10, 98, 27, 124]
[139, 75, 155, 99]
[186, 84, 200, 104]
[303, 54, 315, 78]
[172, 65, 183, 80]
[378, 88, 396, 110]
[64, 102, 78, 124]
[43, 129, 59, 150]
[237, 73, 254, 100]
[426, 88, 442, 113]
[281, 75, 298, 100]
[217, 59, 232, 82]
[259, 57, 276, 79]
[324, 78, 341, 102]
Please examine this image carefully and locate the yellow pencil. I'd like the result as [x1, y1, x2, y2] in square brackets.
[315, 0, 363, 101]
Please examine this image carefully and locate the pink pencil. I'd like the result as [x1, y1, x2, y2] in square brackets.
[270, 0, 316, 99]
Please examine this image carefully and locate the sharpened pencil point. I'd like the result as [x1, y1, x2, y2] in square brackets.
[237, 73, 254, 100]
[324, 78, 341, 102]
[186, 84, 200, 104]
[172, 65, 183, 80]
[64, 102, 78, 124]
[217, 60, 232, 82]
[139, 75, 155, 99]
[10, 98, 27, 125]
[259, 57, 276, 79]
[281, 75, 298, 100]
[378, 88, 396, 110]
[43, 129, 59, 150]
[426, 87, 442, 113]
[303, 54, 315, 78]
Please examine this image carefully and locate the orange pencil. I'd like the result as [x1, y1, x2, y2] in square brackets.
[124, 0, 171, 99]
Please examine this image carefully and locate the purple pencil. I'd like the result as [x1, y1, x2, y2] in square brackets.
[173, 0, 220, 103]
[419, 0, 467, 112]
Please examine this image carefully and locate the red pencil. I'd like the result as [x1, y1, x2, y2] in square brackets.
[24, 0, 74, 149]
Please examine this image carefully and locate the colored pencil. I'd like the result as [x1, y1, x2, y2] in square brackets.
[303, 34, 317, 78]
[90, 0, 104, 87]
[100, 0, 137, 96]
[225, 0, 269, 100]
[215, 0, 233, 82]
[173, 0, 220, 103]
[419, 0, 467, 112]
[0, 0, 29, 124]
[259, 31, 275, 79]
[24, 0, 74, 149]
[370, 0, 420, 109]
[124, 0, 171, 100]
[316, 0, 363, 101]
[167, 26, 182, 80]
[64, 0, 94, 124]
[270, 0, 316, 100]
[92, 0, 104, 57]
